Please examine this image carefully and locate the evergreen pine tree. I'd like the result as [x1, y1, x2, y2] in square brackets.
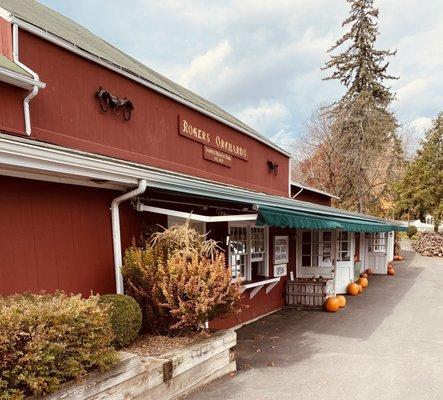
[395, 113, 443, 231]
[322, 0, 400, 213]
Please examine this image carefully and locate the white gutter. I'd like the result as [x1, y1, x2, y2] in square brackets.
[12, 23, 40, 135]
[8, 15, 291, 158]
[111, 179, 147, 294]
[0, 66, 45, 90]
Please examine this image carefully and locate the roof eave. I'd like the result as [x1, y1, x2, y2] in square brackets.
[0, 66, 46, 89]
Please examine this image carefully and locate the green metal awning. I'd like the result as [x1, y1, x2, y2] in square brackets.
[255, 205, 406, 232]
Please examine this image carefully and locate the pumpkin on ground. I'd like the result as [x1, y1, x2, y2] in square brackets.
[360, 272, 368, 279]
[398, 255, 403, 261]
[366, 268, 374, 275]
[388, 268, 396, 275]
[346, 282, 359, 296]
[336, 295, 346, 308]
[357, 277, 368, 288]
[388, 264, 394, 269]
[357, 283, 363, 293]
[324, 297, 340, 312]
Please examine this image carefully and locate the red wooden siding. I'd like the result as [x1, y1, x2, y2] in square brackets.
[10, 30, 289, 197]
[0, 18, 12, 60]
[0, 82, 26, 134]
[291, 186, 332, 206]
[0, 176, 140, 296]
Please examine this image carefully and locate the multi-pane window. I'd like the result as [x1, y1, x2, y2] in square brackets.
[301, 230, 332, 267]
[337, 230, 351, 261]
[368, 232, 387, 252]
[229, 226, 248, 280]
[229, 224, 268, 280]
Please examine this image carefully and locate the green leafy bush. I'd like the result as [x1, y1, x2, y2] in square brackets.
[407, 225, 418, 238]
[99, 294, 142, 348]
[0, 293, 117, 400]
[122, 222, 241, 335]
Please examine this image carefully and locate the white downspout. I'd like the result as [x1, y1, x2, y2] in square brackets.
[12, 23, 39, 135]
[111, 179, 147, 294]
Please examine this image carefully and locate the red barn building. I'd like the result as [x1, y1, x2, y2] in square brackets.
[0, 0, 404, 329]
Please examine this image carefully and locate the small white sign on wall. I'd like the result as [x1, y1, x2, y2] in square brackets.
[274, 235, 289, 264]
[274, 263, 287, 277]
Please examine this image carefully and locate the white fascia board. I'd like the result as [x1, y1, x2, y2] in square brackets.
[137, 204, 257, 223]
[0, 135, 401, 226]
[0, 7, 12, 21]
[0, 66, 46, 89]
[10, 17, 291, 158]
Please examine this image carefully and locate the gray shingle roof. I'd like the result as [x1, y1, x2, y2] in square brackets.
[0, 53, 32, 77]
[0, 0, 289, 155]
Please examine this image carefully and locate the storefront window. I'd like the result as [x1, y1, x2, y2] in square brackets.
[229, 224, 268, 281]
[301, 230, 332, 267]
[368, 232, 387, 252]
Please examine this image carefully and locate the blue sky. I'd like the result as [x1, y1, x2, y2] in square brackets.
[39, 0, 443, 152]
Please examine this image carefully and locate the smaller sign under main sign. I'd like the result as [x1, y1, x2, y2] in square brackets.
[203, 146, 232, 167]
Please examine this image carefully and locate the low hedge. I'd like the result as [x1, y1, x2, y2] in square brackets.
[99, 294, 142, 349]
[0, 293, 117, 400]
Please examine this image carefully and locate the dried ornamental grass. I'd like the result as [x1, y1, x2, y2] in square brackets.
[123, 222, 242, 335]
[0, 293, 117, 400]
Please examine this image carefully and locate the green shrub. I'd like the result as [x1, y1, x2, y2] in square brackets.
[122, 222, 242, 335]
[0, 293, 117, 400]
[407, 225, 418, 238]
[99, 294, 142, 349]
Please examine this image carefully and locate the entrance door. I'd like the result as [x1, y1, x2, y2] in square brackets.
[366, 232, 388, 274]
[335, 231, 354, 294]
[298, 230, 335, 279]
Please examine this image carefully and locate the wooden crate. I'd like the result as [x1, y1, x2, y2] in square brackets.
[286, 279, 334, 310]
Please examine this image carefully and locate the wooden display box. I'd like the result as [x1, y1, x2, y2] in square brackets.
[286, 279, 335, 310]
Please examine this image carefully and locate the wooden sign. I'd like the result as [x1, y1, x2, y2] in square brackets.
[274, 263, 287, 277]
[178, 115, 248, 161]
[203, 146, 232, 167]
[274, 235, 289, 264]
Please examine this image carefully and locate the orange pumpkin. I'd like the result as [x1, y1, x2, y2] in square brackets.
[357, 283, 363, 293]
[388, 268, 396, 275]
[388, 264, 394, 269]
[358, 277, 368, 288]
[324, 297, 340, 312]
[336, 295, 346, 308]
[346, 282, 359, 296]
[393, 255, 400, 261]
[360, 272, 368, 279]
[366, 268, 374, 275]
[397, 255, 403, 261]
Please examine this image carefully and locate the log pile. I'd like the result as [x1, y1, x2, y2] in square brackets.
[412, 232, 443, 257]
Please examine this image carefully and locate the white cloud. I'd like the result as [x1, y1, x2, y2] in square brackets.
[238, 101, 290, 133]
[179, 41, 233, 91]
[410, 117, 433, 133]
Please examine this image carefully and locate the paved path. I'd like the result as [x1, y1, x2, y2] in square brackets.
[185, 240, 443, 400]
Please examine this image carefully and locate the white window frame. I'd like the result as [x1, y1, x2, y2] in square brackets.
[368, 232, 387, 253]
[228, 221, 269, 282]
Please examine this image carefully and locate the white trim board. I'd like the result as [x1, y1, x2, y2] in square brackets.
[137, 204, 257, 223]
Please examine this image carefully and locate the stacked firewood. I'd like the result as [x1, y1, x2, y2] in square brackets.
[412, 232, 443, 257]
